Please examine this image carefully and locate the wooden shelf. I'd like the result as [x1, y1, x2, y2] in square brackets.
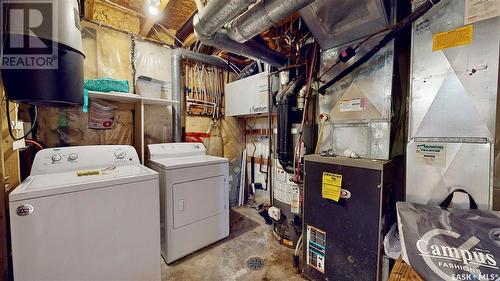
[142, 96, 178, 106]
[88, 91, 178, 106]
[88, 91, 140, 103]
[87, 90, 179, 164]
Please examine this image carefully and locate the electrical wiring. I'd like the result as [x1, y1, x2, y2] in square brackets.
[318, 25, 396, 82]
[215, 56, 241, 74]
[0, 3, 10, 63]
[25, 139, 44, 151]
[294, 42, 319, 182]
[245, 117, 258, 157]
[5, 99, 38, 141]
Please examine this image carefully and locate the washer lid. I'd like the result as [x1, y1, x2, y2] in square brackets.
[9, 165, 158, 202]
[148, 155, 228, 170]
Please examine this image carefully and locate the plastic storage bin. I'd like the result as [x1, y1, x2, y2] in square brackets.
[136, 78, 162, 99]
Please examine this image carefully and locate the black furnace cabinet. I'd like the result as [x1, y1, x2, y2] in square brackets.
[302, 155, 403, 281]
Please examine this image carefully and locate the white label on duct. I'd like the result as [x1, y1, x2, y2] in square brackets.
[465, 0, 500, 25]
[339, 98, 366, 112]
[415, 143, 446, 167]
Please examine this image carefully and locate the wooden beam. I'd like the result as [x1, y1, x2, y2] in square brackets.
[84, 0, 94, 20]
[140, 0, 170, 37]
[175, 12, 195, 47]
[218, 52, 247, 69]
[183, 33, 197, 47]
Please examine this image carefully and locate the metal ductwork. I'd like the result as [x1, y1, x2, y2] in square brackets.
[193, 0, 290, 67]
[171, 49, 227, 142]
[194, 0, 257, 39]
[227, 0, 315, 43]
[199, 29, 288, 67]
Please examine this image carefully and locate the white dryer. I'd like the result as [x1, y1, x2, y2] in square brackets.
[147, 142, 229, 263]
[9, 145, 161, 281]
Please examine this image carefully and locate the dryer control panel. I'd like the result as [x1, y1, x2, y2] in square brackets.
[148, 142, 206, 159]
[30, 145, 140, 175]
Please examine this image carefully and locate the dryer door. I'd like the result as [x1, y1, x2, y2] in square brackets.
[172, 175, 226, 229]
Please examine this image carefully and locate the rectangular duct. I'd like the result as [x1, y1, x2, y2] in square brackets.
[317, 35, 404, 160]
[409, 0, 499, 140]
[300, 0, 391, 50]
[406, 0, 500, 210]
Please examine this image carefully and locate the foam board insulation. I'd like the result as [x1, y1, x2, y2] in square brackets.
[93, 0, 141, 34]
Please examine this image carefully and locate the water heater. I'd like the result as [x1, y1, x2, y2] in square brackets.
[1, 0, 84, 106]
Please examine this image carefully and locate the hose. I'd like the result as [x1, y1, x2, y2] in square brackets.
[293, 233, 304, 269]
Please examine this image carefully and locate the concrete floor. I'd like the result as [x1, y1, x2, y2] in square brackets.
[161, 206, 305, 281]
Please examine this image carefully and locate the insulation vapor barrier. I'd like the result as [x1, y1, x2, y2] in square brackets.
[134, 40, 174, 100]
[36, 106, 133, 147]
[134, 39, 175, 145]
[35, 23, 173, 148]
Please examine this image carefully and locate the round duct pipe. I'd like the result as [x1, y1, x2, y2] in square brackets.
[1, 0, 84, 106]
[227, 0, 315, 43]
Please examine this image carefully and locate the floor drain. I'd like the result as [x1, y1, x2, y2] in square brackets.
[246, 257, 264, 271]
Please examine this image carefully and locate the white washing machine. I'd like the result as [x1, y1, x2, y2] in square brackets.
[147, 142, 229, 263]
[9, 145, 161, 281]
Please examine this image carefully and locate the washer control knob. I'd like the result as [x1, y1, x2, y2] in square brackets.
[114, 150, 126, 159]
[68, 153, 79, 161]
[51, 154, 62, 162]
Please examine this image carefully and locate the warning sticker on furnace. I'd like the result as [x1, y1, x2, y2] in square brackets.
[415, 143, 446, 167]
[432, 25, 474, 51]
[307, 225, 326, 273]
[322, 172, 342, 202]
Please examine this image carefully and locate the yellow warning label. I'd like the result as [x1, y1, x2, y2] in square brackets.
[76, 169, 101, 176]
[432, 25, 474, 51]
[322, 172, 342, 202]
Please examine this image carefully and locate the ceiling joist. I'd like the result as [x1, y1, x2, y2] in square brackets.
[140, 0, 171, 37]
[84, 0, 95, 20]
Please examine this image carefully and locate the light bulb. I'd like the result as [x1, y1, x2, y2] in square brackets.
[148, 5, 159, 15]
